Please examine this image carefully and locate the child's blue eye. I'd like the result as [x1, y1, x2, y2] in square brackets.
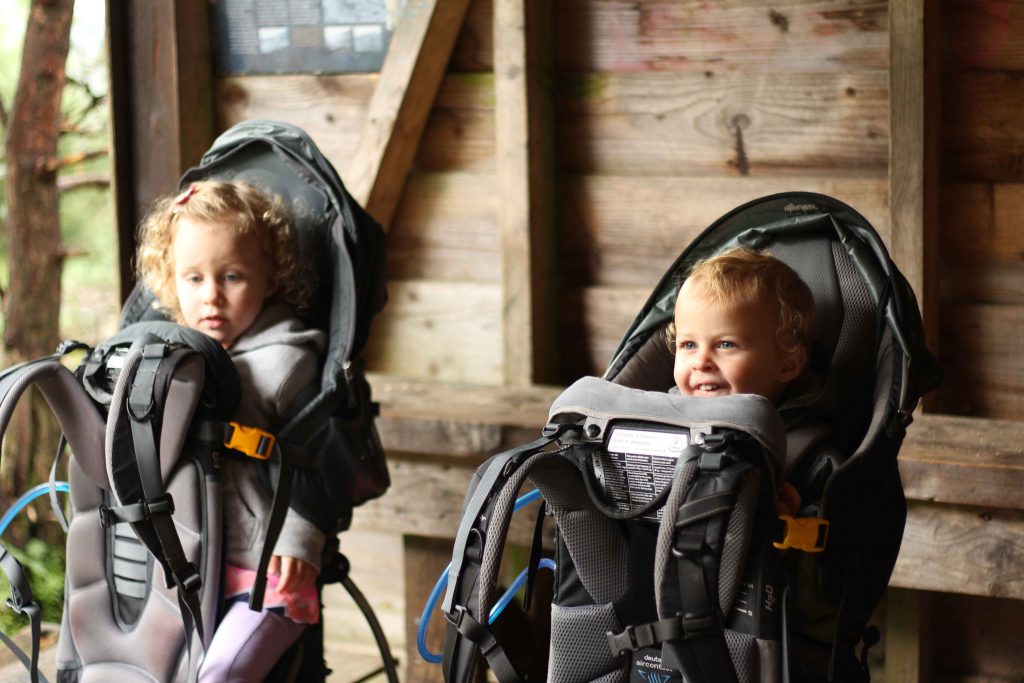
[224, 273, 242, 283]
[680, 341, 697, 350]
[718, 340, 736, 349]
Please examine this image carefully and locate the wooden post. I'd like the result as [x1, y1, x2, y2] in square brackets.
[107, 0, 215, 302]
[889, 0, 941, 356]
[884, 588, 933, 683]
[495, 0, 557, 386]
[348, 0, 471, 231]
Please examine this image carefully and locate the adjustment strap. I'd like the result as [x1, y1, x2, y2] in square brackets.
[49, 436, 70, 533]
[126, 343, 205, 645]
[447, 606, 524, 683]
[0, 545, 44, 683]
[522, 500, 547, 612]
[249, 445, 293, 612]
[98, 493, 175, 527]
[606, 615, 684, 655]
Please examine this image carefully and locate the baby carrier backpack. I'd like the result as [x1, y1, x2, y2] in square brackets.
[0, 119, 391, 682]
[436, 192, 942, 683]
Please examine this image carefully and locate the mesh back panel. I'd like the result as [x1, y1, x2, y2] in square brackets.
[548, 602, 623, 683]
[533, 461, 629, 605]
[724, 630, 758, 683]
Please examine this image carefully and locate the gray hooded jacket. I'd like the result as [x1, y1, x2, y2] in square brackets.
[223, 302, 327, 571]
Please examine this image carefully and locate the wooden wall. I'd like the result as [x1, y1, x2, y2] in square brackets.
[217, 0, 893, 386]
[936, 0, 1024, 420]
[117, 1, 1024, 680]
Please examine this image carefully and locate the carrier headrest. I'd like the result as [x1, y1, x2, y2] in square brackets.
[550, 377, 787, 472]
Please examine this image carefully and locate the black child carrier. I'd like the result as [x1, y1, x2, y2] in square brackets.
[0, 120, 392, 682]
[434, 192, 942, 683]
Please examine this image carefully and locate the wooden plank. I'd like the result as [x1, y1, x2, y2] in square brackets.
[370, 374, 559, 429]
[389, 172, 499, 282]
[561, 286, 651, 380]
[552, 0, 888, 73]
[554, 71, 889, 176]
[348, 0, 472, 231]
[943, 72, 1024, 182]
[355, 458, 546, 544]
[889, 0, 940, 358]
[899, 413, 1024, 510]
[363, 281, 504, 385]
[558, 176, 891, 288]
[214, 74, 375, 176]
[449, 0, 495, 72]
[934, 303, 1024, 419]
[943, 0, 1024, 71]
[403, 536, 452, 683]
[108, 0, 215, 300]
[495, 0, 557, 386]
[416, 74, 496, 172]
[884, 588, 932, 683]
[925, 592, 1024, 680]
[889, 500, 1024, 600]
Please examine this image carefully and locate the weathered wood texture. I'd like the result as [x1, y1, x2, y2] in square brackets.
[348, 0, 472, 231]
[937, 1, 1024, 422]
[109, 0, 215, 298]
[214, 0, 893, 387]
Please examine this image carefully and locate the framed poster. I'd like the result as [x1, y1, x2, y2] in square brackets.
[212, 0, 401, 75]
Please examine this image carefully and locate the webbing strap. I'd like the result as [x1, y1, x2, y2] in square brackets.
[0, 545, 45, 683]
[442, 424, 572, 614]
[249, 446, 293, 612]
[659, 463, 745, 683]
[448, 607, 524, 683]
[125, 344, 205, 647]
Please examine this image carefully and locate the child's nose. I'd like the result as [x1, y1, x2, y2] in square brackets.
[201, 280, 223, 303]
[692, 350, 713, 370]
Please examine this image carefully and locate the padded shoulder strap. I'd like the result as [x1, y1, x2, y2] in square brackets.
[442, 425, 576, 683]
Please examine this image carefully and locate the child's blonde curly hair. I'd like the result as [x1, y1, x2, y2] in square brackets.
[667, 247, 815, 355]
[135, 180, 312, 321]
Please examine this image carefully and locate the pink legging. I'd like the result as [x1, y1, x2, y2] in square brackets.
[198, 602, 306, 682]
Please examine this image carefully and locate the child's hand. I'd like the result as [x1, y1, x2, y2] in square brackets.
[269, 555, 318, 594]
[775, 482, 802, 517]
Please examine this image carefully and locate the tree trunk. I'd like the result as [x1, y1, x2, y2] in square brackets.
[2, 0, 75, 528]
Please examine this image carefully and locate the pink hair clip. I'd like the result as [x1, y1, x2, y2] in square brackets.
[174, 183, 199, 206]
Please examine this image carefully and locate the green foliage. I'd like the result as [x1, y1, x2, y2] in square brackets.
[0, 537, 65, 634]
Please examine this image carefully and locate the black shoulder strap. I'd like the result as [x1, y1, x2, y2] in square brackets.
[102, 340, 206, 647]
[441, 424, 576, 683]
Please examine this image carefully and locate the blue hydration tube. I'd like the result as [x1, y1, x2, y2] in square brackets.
[0, 482, 70, 538]
[417, 488, 555, 664]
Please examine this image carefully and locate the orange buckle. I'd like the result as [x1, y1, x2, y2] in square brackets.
[773, 514, 829, 553]
[224, 422, 275, 460]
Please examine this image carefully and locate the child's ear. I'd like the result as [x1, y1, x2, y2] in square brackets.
[266, 276, 279, 298]
[777, 346, 807, 383]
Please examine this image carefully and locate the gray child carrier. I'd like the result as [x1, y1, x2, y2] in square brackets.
[0, 120, 393, 682]
[436, 193, 942, 683]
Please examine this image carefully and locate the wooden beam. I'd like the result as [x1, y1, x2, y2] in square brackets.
[494, 0, 556, 386]
[889, 0, 941, 366]
[347, 0, 470, 231]
[884, 588, 933, 683]
[107, 0, 215, 302]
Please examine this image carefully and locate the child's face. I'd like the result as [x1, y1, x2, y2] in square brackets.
[672, 286, 805, 404]
[173, 217, 276, 349]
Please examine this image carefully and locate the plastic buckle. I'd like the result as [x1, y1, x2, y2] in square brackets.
[445, 604, 468, 628]
[224, 422, 276, 460]
[177, 563, 203, 593]
[773, 514, 829, 553]
[681, 611, 717, 639]
[145, 493, 175, 517]
[97, 505, 114, 528]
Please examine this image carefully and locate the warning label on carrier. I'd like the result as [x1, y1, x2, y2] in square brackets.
[592, 427, 688, 522]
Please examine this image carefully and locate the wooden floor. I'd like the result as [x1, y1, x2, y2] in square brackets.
[0, 527, 411, 683]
